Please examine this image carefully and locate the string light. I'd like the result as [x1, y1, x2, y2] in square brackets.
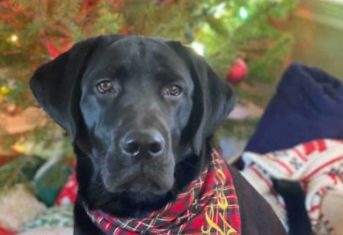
[213, 3, 226, 19]
[9, 34, 19, 43]
[239, 6, 249, 20]
[190, 41, 205, 56]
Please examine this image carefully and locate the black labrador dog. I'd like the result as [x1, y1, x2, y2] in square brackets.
[30, 35, 286, 235]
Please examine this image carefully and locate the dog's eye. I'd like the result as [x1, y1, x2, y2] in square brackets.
[96, 80, 119, 94]
[162, 85, 183, 97]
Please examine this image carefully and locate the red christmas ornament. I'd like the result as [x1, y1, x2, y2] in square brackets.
[0, 226, 16, 235]
[226, 58, 248, 84]
[45, 42, 60, 59]
[45, 41, 73, 59]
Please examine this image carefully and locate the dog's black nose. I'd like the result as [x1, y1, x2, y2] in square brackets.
[121, 130, 165, 158]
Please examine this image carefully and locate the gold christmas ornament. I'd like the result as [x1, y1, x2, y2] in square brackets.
[0, 86, 11, 96]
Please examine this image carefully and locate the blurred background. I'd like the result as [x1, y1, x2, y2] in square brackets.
[0, 0, 343, 232]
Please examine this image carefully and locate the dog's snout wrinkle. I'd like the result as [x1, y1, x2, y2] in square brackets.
[120, 129, 165, 158]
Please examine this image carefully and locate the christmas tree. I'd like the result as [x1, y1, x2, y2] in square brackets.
[0, 0, 297, 188]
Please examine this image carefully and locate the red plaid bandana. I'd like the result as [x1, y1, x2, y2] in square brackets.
[85, 151, 241, 235]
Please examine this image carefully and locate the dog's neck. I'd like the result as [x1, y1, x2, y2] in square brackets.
[82, 149, 242, 235]
[74, 141, 211, 218]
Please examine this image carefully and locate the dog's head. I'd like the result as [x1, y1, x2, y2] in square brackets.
[30, 35, 235, 213]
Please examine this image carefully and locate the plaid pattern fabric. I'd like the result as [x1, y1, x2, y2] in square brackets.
[85, 151, 241, 235]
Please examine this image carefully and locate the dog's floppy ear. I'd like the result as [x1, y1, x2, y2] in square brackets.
[30, 35, 122, 141]
[167, 41, 237, 155]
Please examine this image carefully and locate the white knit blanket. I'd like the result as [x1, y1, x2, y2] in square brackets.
[241, 139, 343, 235]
